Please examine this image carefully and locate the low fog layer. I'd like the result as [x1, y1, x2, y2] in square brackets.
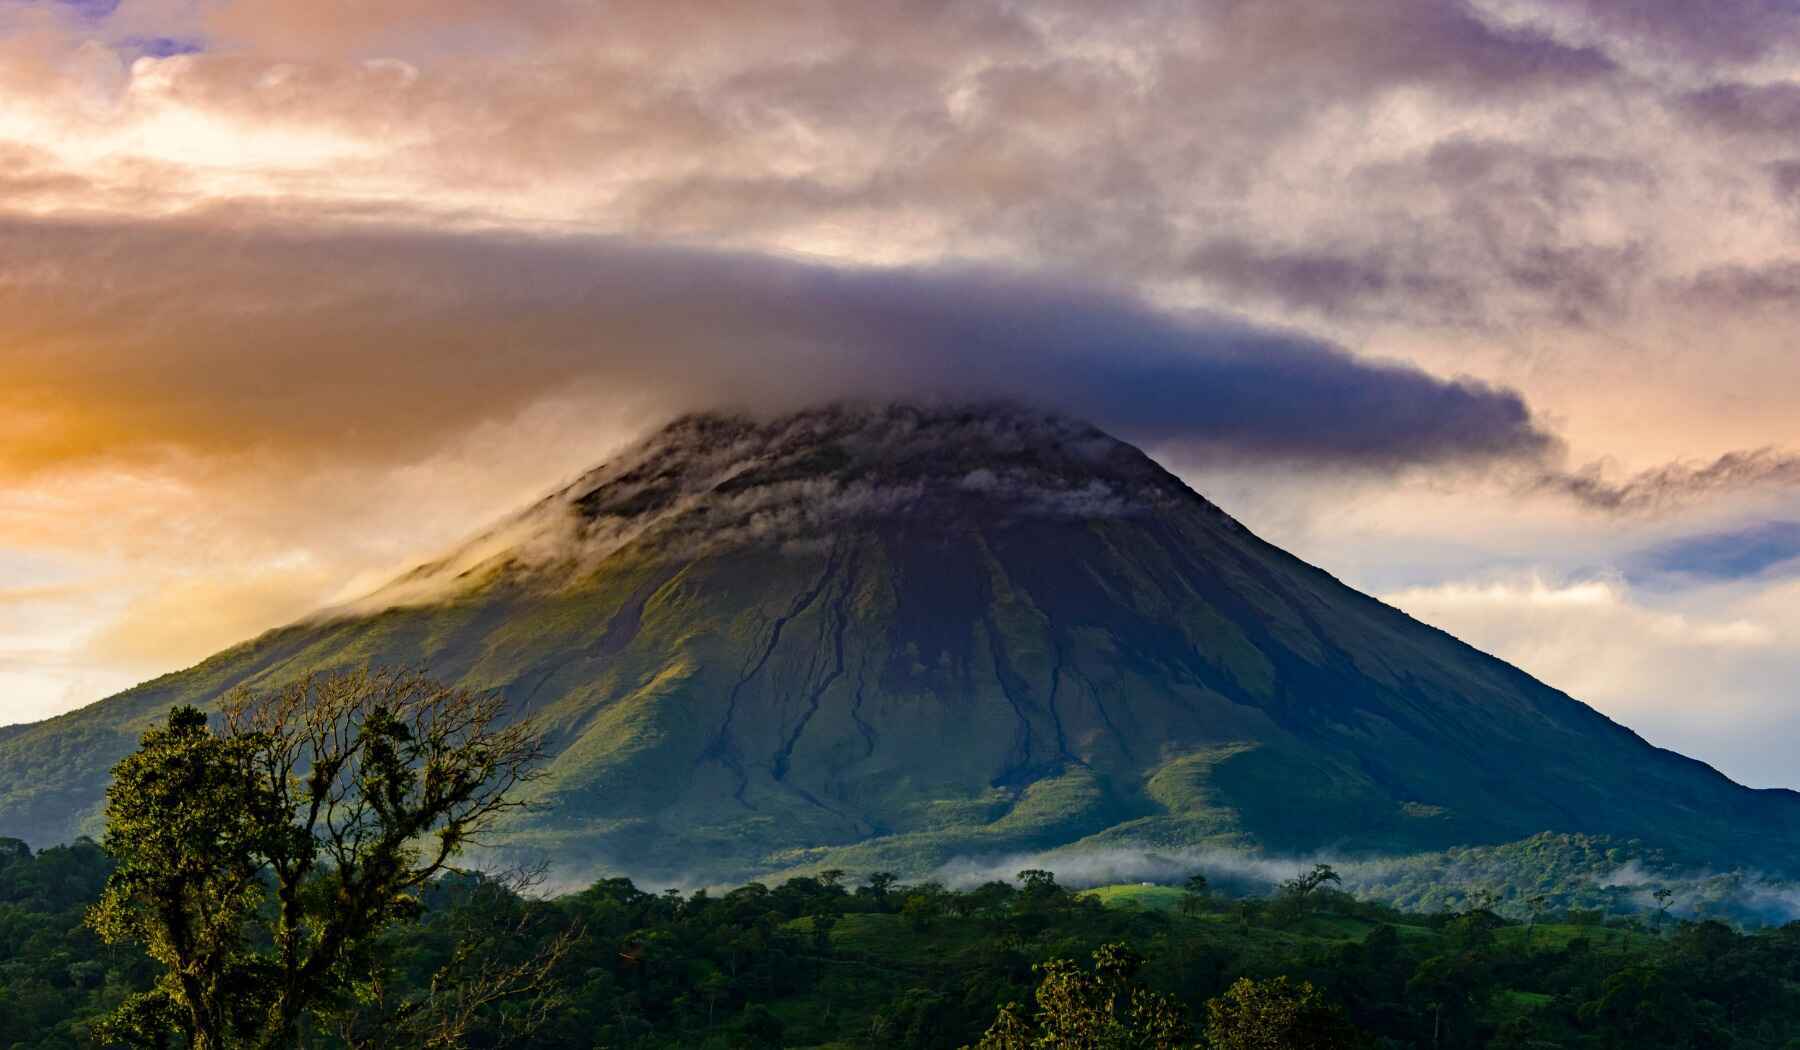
[932, 846, 1800, 925]
[529, 843, 1800, 925]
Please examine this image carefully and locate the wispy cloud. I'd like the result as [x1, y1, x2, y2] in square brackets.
[1527, 450, 1800, 514]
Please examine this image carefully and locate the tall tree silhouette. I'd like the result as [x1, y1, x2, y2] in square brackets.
[88, 669, 547, 1049]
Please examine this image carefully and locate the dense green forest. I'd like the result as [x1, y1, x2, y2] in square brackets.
[6, 835, 1800, 1049]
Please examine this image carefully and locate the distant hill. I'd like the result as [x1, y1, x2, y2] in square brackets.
[4, 403, 1797, 883]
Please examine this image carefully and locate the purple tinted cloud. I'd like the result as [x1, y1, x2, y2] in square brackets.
[0, 213, 1558, 476]
[1560, 0, 1800, 65]
[1679, 81, 1800, 135]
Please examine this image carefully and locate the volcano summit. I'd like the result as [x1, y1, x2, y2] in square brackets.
[3, 404, 1797, 882]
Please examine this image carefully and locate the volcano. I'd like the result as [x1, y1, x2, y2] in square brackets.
[4, 403, 1797, 882]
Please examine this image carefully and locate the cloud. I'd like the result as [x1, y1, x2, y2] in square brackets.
[1682, 259, 1800, 306]
[1528, 449, 1800, 513]
[0, 0, 1761, 359]
[1382, 571, 1800, 788]
[1184, 237, 1470, 317]
[0, 555, 140, 726]
[931, 845, 1315, 891]
[0, 212, 1560, 481]
[84, 560, 342, 670]
[1677, 81, 1800, 136]
[1517, 0, 1800, 67]
[0, 0, 1630, 328]
[1383, 573, 1775, 651]
[1631, 520, 1800, 582]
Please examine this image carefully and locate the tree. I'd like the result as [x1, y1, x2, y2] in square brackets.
[968, 943, 1193, 1050]
[861, 871, 899, 905]
[734, 1003, 785, 1048]
[1181, 874, 1211, 917]
[330, 867, 576, 1049]
[85, 706, 283, 1049]
[967, 1002, 1034, 1050]
[1578, 964, 1703, 1047]
[901, 893, 937, 932]
[1204, 976, 1362, 1050]
[1274, 864, 1341, 923]
[1652, 888, 1675, 934]
[1444, 909, 1504, 955]
[878, 988, 956, 1048]
[1525, 894, 1548, 946]
[88, 668, 548, 1049]
[1407, 953, 1486, 1049]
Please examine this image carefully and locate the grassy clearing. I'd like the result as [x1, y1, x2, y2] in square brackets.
[1082, 883, 1189, 912]
[1494, 922, 1650, 953]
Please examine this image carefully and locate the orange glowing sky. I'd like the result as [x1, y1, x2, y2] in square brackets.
[6, 0, 1800, 788]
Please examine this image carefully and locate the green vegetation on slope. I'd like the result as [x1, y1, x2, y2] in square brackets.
[6, 405, 1800, 884]
[6, 838, 1800, 1049]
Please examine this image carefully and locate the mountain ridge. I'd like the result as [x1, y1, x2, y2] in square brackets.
[3, 402, 1797, 883]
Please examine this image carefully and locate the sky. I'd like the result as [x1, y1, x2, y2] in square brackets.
[3, 0, 1800, 789]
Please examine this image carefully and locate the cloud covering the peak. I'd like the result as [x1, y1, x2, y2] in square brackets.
[0, 214, 1557, 481]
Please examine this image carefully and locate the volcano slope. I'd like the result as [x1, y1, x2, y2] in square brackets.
[3, 404, 1797, 883]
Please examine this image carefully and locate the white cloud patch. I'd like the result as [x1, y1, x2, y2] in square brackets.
[1383, 570, 1800, 788]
